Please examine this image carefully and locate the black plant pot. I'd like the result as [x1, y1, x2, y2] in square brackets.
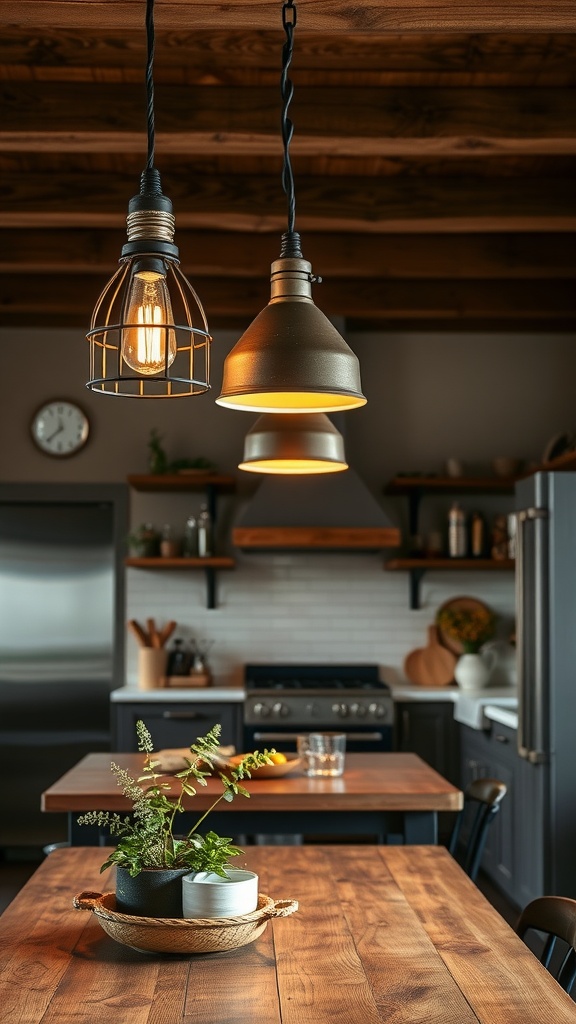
[115, 866, 191, 918]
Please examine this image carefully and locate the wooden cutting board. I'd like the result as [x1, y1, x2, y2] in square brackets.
[404, 625, 457, 687]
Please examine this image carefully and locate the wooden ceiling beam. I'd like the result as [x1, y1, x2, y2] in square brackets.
[345, 316, 576, 333]
[3, 312, 574, 332]
[2, 29, 576, 74]
[2, 171, 574, 232]
[1, 229, 574, 279]
[1, 274, 573, 320]
[2, 82, 576, 158]
[5, 2, 576, 33]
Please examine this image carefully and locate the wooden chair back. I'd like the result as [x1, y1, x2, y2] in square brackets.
[516, 896, 576, 995]
[448, 777, 507, 881]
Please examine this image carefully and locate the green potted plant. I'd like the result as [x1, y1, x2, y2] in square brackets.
[77, 720, 274, 917]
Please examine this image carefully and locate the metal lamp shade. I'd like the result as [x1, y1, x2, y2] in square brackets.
[239, 413, 348, 474]
[217, 256, 365, 414]
[86, 257, 211, 398]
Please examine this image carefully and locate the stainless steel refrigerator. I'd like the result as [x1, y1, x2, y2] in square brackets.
[0, 483, 127, 849]
[515, 471, 576, 899]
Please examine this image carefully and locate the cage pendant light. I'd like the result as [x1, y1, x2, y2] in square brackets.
[86, 0, 211, 398]
[217, 0, 365, 414]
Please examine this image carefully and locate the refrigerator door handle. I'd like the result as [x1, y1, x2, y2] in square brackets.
[516, 507, 549, 764]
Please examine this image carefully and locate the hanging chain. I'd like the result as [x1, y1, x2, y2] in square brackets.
[280, 0, 297, 239]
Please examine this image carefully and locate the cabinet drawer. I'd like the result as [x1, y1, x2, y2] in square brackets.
[113, 702, 242, 752]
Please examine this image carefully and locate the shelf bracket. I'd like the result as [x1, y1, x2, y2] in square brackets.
[409, 568, 426, 611]
[205, 567, 217, 610]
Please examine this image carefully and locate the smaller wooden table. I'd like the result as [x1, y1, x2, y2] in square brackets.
[42, 751, 463, 846]
[1, 845, 575, 1024]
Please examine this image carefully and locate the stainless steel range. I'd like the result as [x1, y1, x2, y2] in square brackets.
[243, 664, 393, 752]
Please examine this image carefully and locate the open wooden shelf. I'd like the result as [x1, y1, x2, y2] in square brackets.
[125, 557, 235, 570]
[127, 473, 235, 492]
[385, 556, 515, 609]
[384, 475, 516, 495]
[383, 473, 520, 608]
[386, 557, 515, 572]
[126, 474, 236, 608]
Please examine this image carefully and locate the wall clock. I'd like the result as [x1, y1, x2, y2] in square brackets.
[30, 399, 90, 458]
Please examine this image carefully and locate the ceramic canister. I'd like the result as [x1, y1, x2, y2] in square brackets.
[182, 869, 259, 919]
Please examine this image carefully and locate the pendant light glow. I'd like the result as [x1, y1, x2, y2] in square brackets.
[217, 0, 365, 415]
[239, 413, 348, 474]
[120, 262, 177, 375]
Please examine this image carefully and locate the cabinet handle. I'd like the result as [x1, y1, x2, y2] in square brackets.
[162, 711, 204, 720]
[495, 733, 509, 744]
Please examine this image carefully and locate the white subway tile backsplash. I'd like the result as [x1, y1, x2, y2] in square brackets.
[125, 557, 515, 687]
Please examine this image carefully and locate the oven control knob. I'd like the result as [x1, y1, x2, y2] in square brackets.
[368, 702, 387, 719]
[253, 702, 270, 717]
[332, 702, 349, 717]
[350, 702, 367, 717]
[272, 701, 289, 717]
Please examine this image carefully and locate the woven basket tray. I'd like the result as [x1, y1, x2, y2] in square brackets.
[74, 890, 298, 954]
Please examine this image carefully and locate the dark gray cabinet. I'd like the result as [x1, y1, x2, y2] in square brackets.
[394, 700, 460, 784]
[112, 700, 242, 752]
[460, 721, 543, 909]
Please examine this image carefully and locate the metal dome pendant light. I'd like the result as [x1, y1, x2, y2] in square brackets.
[86, 0, 211, 398]
[217, 0, 365, 414]
[239, 413, 348, 474]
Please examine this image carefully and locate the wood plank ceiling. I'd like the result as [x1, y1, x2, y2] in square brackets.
[0, 1, 575, 332]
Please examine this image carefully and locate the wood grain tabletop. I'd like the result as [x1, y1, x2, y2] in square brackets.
[0, 845, 574, 1024]
[42, 751, 463, 813]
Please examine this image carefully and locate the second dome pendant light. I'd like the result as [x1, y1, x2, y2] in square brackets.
[217, 0, 366, 417]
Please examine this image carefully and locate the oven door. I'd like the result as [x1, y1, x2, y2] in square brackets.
[243, 724, 392, 753]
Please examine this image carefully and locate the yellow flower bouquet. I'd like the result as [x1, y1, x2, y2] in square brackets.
[436, 604, 496, 654]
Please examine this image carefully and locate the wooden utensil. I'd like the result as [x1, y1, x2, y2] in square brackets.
[147, 617, 161, 648]
[158, 620, 177, 647]
[404, 625, 457, 687]
[127, 619, 150, 647]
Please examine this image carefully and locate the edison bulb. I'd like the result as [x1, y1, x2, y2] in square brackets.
[120, 262, 177, 375]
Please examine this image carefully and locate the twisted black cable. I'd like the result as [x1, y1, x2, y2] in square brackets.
[145, 0, 156, 170]
[138, 0, 162, 196]
[280, 0, 297, 237]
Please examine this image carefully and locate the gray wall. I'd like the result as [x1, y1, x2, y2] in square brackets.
[2, 328, 573, 490]
[1, 326, 573, 686]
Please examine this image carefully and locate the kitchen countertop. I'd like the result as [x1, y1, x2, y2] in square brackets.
[388, 681, 518, 730]
[110, 686, 245, 702]
[483, 704, 519, 730]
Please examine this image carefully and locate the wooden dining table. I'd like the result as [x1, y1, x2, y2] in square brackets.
[1, 843, 574, 1023]
[42, 751, 463, 846]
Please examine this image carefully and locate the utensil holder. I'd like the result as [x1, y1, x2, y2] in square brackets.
[138, 647, 168, 690]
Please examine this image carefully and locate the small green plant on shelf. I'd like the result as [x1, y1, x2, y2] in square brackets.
[77, 721, 274, 878]
[147, 427, 215, 475]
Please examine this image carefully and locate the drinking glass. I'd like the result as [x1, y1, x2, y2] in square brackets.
[297, 732, 346, 777]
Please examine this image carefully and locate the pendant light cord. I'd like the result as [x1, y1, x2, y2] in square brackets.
[280, 0, 302, 259]
[140, 0, 161, 196]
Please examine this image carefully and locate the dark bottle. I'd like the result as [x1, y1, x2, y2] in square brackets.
[167, 639, 191, 677]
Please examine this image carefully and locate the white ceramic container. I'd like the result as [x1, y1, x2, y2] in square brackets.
[182, 869, 259, 919]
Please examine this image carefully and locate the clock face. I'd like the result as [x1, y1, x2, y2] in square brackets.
[31, 400, 90, 458]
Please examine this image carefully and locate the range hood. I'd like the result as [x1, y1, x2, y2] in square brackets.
[233, 469, 400, 550]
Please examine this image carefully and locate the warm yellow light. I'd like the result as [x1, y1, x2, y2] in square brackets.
[218, 392, 365, 414]
[238, 458, 348, 474]
[121, 269, 177, 375]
